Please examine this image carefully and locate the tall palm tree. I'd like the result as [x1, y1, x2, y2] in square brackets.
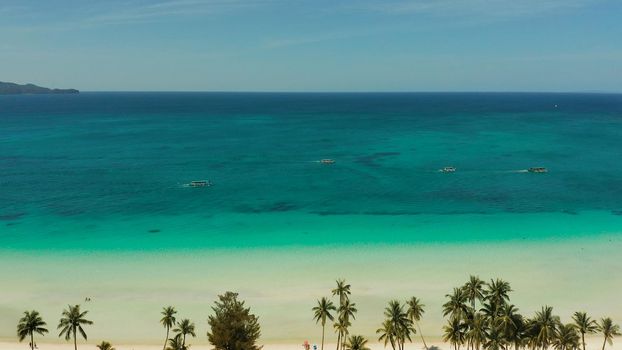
[597, 318, 621, 350]
[485, 279, 512, 317]
[484, 326, 507, 350]
[338, 300, 358, 350]
[384, 300, 413, 350]
[465, 313, 488, 350]
[160, 306, 178, 350]
[572, 312, 598, 350]
[377, 319, 397, 350]
[332, 279, 351, 306]
[443, 288, 469, 321]
[334, 319, 351, 350]
[553, 324, 580, 350]
[406, 297, 428, 350]
[313, 297, 336, 350]
[443, 318, 466, 350]
[17, 310, 49, 350]
[532, 306, 560, 350]
[166, 334, 186, 350]
[345, 335, 371, 350]
[496, 304, 522, 345]
[463, 276, 486, 310]
[57, 304, 93, 350]
[96, 341, 116, 350]
[173, 319, 196, 348]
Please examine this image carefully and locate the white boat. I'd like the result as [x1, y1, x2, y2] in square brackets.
[320, 159, 335, 164]
[188, 180, 212, 187]
[440, 166, 456, 173]
[528, 167, 547, 173]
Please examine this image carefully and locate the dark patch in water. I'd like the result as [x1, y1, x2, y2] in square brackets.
[354, 152, 400, 167]
[233, 201, 300, 214]
[6, 222, 19, 226]
[0, 212, 26, 221]
[148, 229, 161, 233]
[562, 210, 578, 215]
[612, 210, 622, 216]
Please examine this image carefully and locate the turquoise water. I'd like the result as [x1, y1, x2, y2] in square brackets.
[1, 92, 622, 250]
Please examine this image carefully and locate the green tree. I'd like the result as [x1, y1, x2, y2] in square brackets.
[166, 334, 186, 350]
[384, 300, 413, 350]
[17, 310, 49, 350]
[597, 318, 621, 350]
[553, 324, 580, 350]
[406, 297, 428, 350]
[334, 319, 351, 350]
[338, 300, 358, 350]
[532, 306, 560, 350]
[443, 288, 469, 321]
[332, 279, 351, 306]
[96, 341, 116, 350]
[377, 319, 397, 350]
[463, 276, 486, 310]
[174, 319, 196, 348]
[207, 291, 261, 350]
[313, 297, 336, 350]
[57, 304, 93, 350]
[572, 312, 598, 350]
[443, 318, 466, 350]
[160, 306, 178, 350]
[345, 335, 371, 350]
[465, 313, 488, 350]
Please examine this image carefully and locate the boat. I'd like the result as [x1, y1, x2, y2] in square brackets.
[320, 159, 335, 164]
[188, 180, 212, 187]
[440, 166, 456, 173]
[528, 167, 547, 173]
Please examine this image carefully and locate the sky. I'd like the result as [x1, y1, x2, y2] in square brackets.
[0, 0, 621, 92]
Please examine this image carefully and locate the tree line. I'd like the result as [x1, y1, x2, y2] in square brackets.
[311, 277, 620, 350]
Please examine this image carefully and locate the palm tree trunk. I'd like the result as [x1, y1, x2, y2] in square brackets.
[336, 331, 341, 350]
[30, 332, 34, 350]
[73, 330, 77, 350]
[183, 334, 186, 348]
[602, 337, 606, 350]
[416, 321, 428, 350]
[321, 324, 325, 350]
[581, 333, 585, 350]
[163, 327, 169, 350]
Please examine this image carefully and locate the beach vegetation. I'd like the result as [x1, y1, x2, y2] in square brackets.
[161, 306, 178, 350]
[207, 291, 261, 350]
[17, 310, 48, 350]
[57, 304, 93, 350]
[96, 340, 116, 350]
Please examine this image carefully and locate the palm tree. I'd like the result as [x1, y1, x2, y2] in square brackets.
[532, 306, 560, 350]
[160, 306, 178, 350]
[313, 297, 336, 350]
[496, 304, 522, 345]
[484, 326, 507, 350]
[338, 300, 358, 350]
[384, 300, 413, 350]
[166, 334, 186, 350]
[96, 341, 116, 350]
[334, 319, 351, 350]
[465, 313, 488, 350]
[17, 310, 49, 350]
[406, 297, 428, 350]
[173, 319, 196, 348]
[57, 304, 93, 350]
[463, 276, 485, 310]
[485, 279, 512, 318]
[345, 335, 371, 350]
[553, 324, 580, 350]
[443, 288, 469, 321]
[597, 317, 621, 350]
[332, 279, 352, 306]
[443, 318, 466, 350]
[377, 319, 397, 350]
[572, 312, 598, 350]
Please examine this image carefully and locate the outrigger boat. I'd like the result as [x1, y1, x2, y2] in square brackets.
[440, 166, 456, 173]
[320, 159, 335, 164]
[188, 180, 212, 187]
[528, 167, 547, 173]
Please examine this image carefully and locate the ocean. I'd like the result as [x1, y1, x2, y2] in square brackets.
[1, 92, 621, 343]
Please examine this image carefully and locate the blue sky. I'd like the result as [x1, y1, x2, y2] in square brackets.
[0, 0, 620, 91]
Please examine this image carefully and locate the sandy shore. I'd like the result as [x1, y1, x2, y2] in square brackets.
[0, 338, 619, 350]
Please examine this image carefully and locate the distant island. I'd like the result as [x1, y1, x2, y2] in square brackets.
[0, 81, 79, 95]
